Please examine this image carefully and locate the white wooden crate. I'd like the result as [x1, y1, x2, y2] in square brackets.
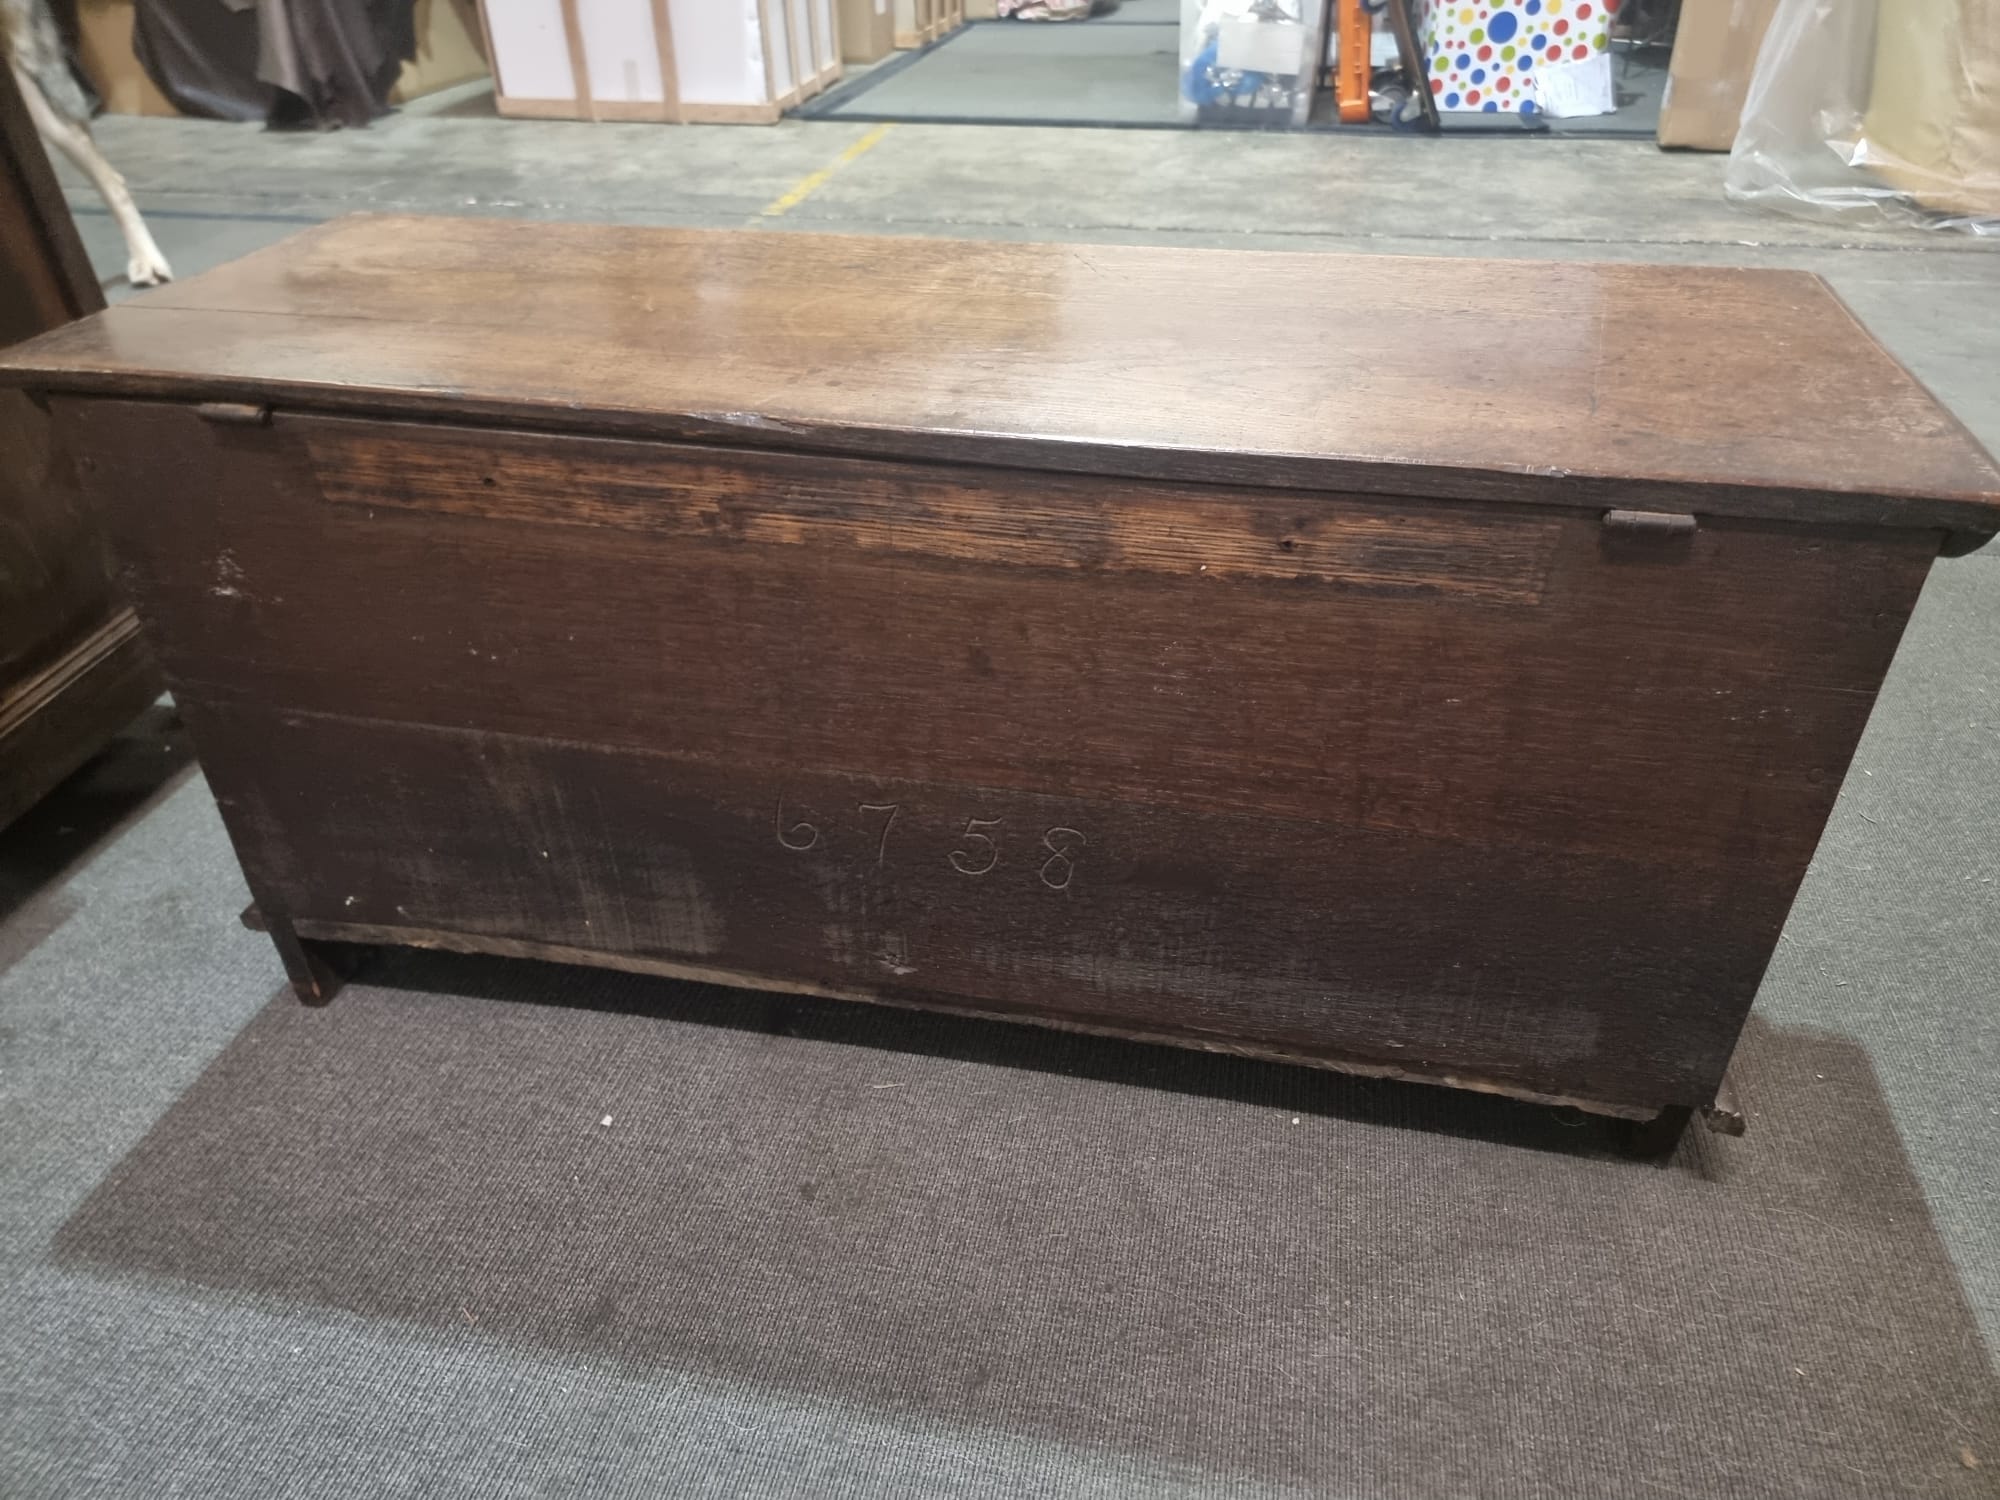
[479, 0, 841, 123]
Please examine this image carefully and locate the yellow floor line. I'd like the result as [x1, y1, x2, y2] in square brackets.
[759, 124, 897, 218]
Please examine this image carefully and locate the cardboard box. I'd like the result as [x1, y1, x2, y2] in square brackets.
[839, 0, 894, 63]
[73, 0, 180, 117]
[1862, 0, 2000, 218]
[893, 0, 962, 49]
[391, 0, 492, 104]
[1657, 0, 1779, 150]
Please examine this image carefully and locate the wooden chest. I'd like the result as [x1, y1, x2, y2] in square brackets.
[6, 216, 1996, 1145]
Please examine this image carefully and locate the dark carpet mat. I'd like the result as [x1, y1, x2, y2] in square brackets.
[51, 945, 1998, 1497]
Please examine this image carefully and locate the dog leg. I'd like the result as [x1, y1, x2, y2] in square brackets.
[11, 62, 173, 286]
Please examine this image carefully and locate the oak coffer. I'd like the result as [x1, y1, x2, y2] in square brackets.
[6, 216, 1997, 1148]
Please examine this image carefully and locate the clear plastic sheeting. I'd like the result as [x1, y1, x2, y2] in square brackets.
[1724, 0, 2000, 233]
[1179, 0, 1322, 127]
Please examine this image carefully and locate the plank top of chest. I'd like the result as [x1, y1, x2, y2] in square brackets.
[3, 213, 1997, 536]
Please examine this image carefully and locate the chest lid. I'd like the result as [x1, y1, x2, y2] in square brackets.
[3, 214, 1997, 536]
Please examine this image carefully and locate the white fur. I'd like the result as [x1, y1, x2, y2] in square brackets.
[4, 0, 171, 286]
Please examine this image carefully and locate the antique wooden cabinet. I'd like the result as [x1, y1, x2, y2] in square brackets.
[0, 65, 157, 834]
[4, 216, 1995, 1146]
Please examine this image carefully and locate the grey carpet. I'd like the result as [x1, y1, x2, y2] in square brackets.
[813, 19, 1191, 127]
[3, 551, 1999, 1496]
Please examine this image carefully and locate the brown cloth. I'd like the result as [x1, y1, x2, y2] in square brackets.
[132, 0, 413, 128]
[130, 0, 271, 120]
[258, 0, 414, 127]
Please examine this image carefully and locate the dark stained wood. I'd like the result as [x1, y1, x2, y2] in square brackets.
[1, 59, 109, 693]
[13, 215, 1994, 1131]
[0, 387, 108, 690]
[263, 911, 1675, 1120]
[306, 419, 1566, 604]
[0, 65, 158, 833]
[172, 698, 1794, 1107]
[1703, 1068, 1747, 1136]
[57, 375, 1945, 1121]
[0, 612, 155, 830]
[70, 402, 1933, 873]
[0, 63, 102, 345]
[3, 215, 1999, 536]
[262, 909, 341, 1005]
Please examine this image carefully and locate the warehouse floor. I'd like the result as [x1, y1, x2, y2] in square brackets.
[797, 11, 1669, 133]
[7, 108, 2000, 1498]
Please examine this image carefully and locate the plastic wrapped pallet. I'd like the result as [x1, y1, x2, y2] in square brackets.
[1724, 0, 1999, 231]
[1179, 0, 1325, 128]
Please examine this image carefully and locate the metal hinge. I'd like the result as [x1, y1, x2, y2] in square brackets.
[1603, 509, 1696, 536]
[195, 401, 271, 427]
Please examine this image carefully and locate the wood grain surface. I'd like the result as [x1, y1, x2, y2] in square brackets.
[306, 419, 1566, 603]
[65, 396, 1938, 1115]
[0, 63, 101, 346]
[1, 59, 109, 692]
[0, 64, 158, 832]
[0, 612, 154, 831]
[6, 215, 1999, 533]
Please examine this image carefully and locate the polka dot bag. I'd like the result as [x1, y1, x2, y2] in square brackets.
[1419, 0, 1618, 116]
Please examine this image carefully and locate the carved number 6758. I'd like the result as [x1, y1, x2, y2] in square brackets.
[778, 795, 1083, 891]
